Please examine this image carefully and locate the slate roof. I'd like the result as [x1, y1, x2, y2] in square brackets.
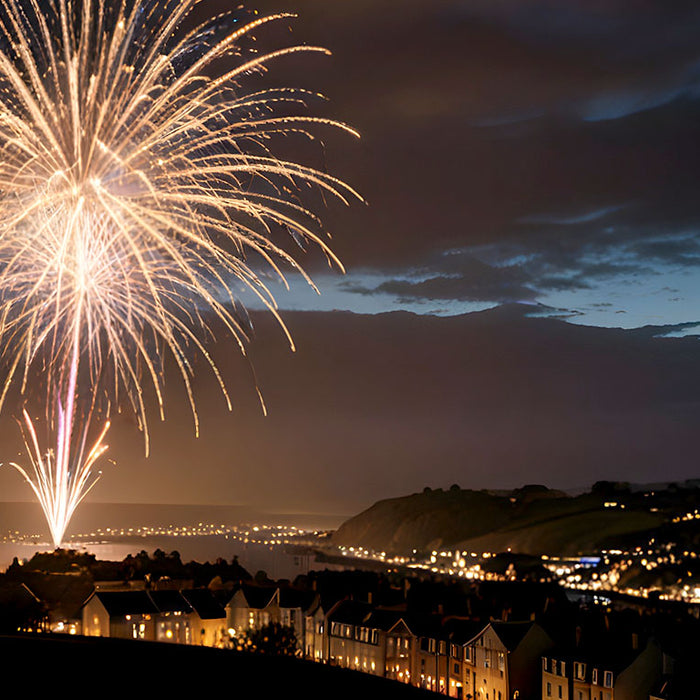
[92, 591, 159, 616]
[21, 573, 94, 621]
[278, 587, 317, 612]
[327, 600, 373, 626]
[489, 621, 533, 651]
[544, 638, 650, 677]
[405, 612, 448, 640]
[365, 608, 407, 632]
[180, 589, 226, 620]
[232, 583, 278, 610]
[148, 590, 192, 614]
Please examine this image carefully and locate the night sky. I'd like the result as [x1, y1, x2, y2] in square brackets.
[3, 0, 700, 515]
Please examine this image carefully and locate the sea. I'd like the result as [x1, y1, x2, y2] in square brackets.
[0, 502, 349, 580]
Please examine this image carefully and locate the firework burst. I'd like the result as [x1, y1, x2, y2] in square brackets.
[0, 0, 358, 546]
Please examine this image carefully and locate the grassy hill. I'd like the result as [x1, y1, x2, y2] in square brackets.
[332, 485, 665, 556]
[0, 633, 436, 697]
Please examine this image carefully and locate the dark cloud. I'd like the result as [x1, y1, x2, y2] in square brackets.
[348, 256, 535, 303]
[629, 238, 700, 266]
[232, 0, 700, 304]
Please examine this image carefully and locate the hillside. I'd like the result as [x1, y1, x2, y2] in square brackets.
[332, 484, 666, 556]
[1, 634, 436, 697]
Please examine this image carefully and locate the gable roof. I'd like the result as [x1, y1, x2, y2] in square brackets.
[365, 608, 407, 632]
[232, 583, 279, 610]
[489, 621, 534, 651]
[91, 591, 159, 617]
[180, 589, 226, 620]
[327, 600, 373, 626]
[278, 587, 317, 612]
[148, 590, 192, 614]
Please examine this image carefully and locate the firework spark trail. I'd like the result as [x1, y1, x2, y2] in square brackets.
[0, 0, 359, 546]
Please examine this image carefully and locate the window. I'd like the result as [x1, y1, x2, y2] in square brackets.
[592, 669, 598, 685]
[498, 653, 505, 672]
[603, 671, 613, 688]
[464, 646, 472, 663]
[546, 682, 552, 697]
[574, 662, 586, 681]
[560, 661, 566, 677]
[439, 641, 447, 655]
[451, 644, 459, 658]
[558, 686, 562, 699]
[454, 663, 460, 675]
[484, 650, 491, 668]
[543, 658, 549, 673]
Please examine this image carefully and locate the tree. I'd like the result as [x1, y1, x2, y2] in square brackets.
[235, 622, 298, 656]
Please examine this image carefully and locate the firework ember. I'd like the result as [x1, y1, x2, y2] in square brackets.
[0, 0, 358, 546]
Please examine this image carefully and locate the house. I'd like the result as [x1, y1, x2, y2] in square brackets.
[278, 586, 318, 654]
[82, 590, 159, 640]
[20, 572, 93, 635]
[180, 588, 228, 647]
[226, 583, 280, 636]
[149, 590, 192, 644]
[326, 599, 375, 670]
[466, 621, 554, 700]
[542, 637, 662, 700]
[0, 581, 48, 633]
[365, 609, 415, 683]
[411, 612, 451, 694]
[443, 618, 486, 699]
[304, 597, 331, 661]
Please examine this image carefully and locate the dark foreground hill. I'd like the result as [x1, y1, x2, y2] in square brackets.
[0, 634, 436, 697]
[332, 484, 666, 556]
